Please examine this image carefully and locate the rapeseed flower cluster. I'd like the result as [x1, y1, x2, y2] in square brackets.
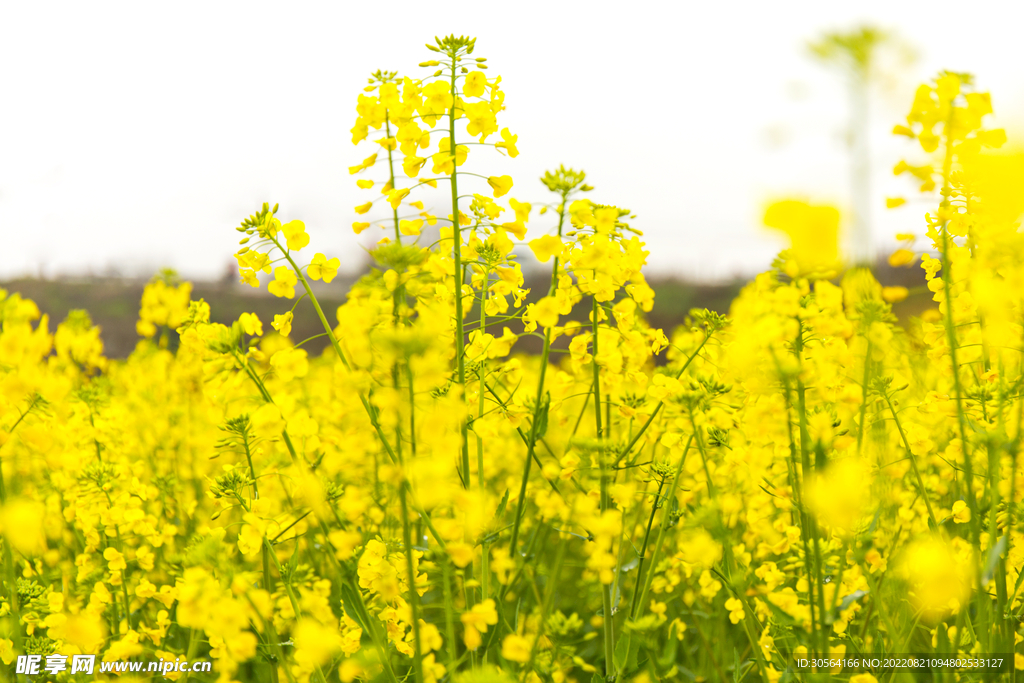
[2, 41, 1024, 683]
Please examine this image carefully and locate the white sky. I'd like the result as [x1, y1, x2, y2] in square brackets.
[2, 0, 1023, 282]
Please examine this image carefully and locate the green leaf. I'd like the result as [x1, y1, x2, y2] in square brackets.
[658, 632, 678, 670]
[613, 632, 641, 675]
[339, 582, 368, 632]
[495, 488, 510, 520]
[982, 534, 1008, 585]
[839, 589, 868, 612]
[614, 632, 631, 672]
[533, 393, 550, 444]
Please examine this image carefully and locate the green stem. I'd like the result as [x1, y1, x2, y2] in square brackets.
[633, 436, 692, 618]
[504, 327, 551, 580]
[478, 273, 491, 603]
[242, 593, 289, 683]
[318, 522, 400, 683]
[389, 280, 425, 682]
[1004, 351, 1024, 619]
[937, 118, 979, 546]
[183, 629, 199, 682]
[446, 55, 470, 490]
[793, 322, 829, 655]
[861, 567, 900, 653]
[521, 527, 569, 680]
[120, 568, 132, 632]
[614, 333, 710, 466]
[884, 394, 939, 528]
[234, 325, 414, 683]
[684, 600, 727, 683]
[398, 485, 425, 683]
[503, 202, 567, 590]
[264, 539, 328, 683]
[384, 113, 402, 243]
[268, 243, 448, 551]
[442, 558, 459, 671]
[242, 428, 259, 502]
[629, 479, 665, 619]
[688, 408, 717, 497]
[771, 347, 820, 657]
[591, 295, 616, 677]
[857, 340, 873, 454]
[592, 296, 604, 442]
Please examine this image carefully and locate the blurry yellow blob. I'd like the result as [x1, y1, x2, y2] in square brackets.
[964, 151, 1024, 225]
[881, 286, 909, 303]
[292, 618, 342, 667]
[803, 458, 871, 536]
[896, 536, 973, 623]
[44, 612, 107, 652]
[0, 498, 47, 556]
[678, 528, 723, 568]
[764, 200, 841, 278]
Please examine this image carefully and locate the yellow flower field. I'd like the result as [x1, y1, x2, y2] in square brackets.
[2, 35, 1024, 682]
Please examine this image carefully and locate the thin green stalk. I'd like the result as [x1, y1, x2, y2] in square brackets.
[183, 627, 204, 683]
[234, 330, 423, 682]
[317, 521, 400, 683]
[771, 348, 820, 657]
[684, 600, 727, 683]
[274, 241, 400, 461]
[241, 427, 259, 501]
[628, 478, 665, 619]
[478, 273, 491, 603]
[827, 541, 849, 617]
[242, 592, 289, 683]
[857, 340, 874, 454]
[388, 337, 425, 683]
[388, 278, 425, 681]
[398, 485, 425, 683]
[614, 333, 711, 466]
[384, 113, 402, 243]
[600, 569, 615, 677]
[446, 51, 471, 490]
[610, 485, 648, 626]
[937, 119, 979, 545]
[862, 558, 900, 653]
[504, 328, 551, 574]
[591, 294, 615, 677]
[265, 244, 448, 551]
[504, 201, 567, 584]
[496, 519, 546, 617]
[1004, 358, 1024, 618]
[883, 394, 939, 527]
[264, 539, 328, 683]
[520, 527, 569, 680]
[442, 558, 458, 671]
[737, 593, 771, 683]
[408, 366, 418, 457]
[119, 567, 132, 632]
[689, 408, 717, 497]
[634, 436, 693, 623]
[484, 381, 587, 499]
[705, 567, 771, 683]
[262, 543, 274, 593]
[592, 296, 604, 442]
[793, 323, 829, 655]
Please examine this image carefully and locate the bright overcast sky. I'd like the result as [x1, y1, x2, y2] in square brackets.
[3, 0, 1023, 281]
